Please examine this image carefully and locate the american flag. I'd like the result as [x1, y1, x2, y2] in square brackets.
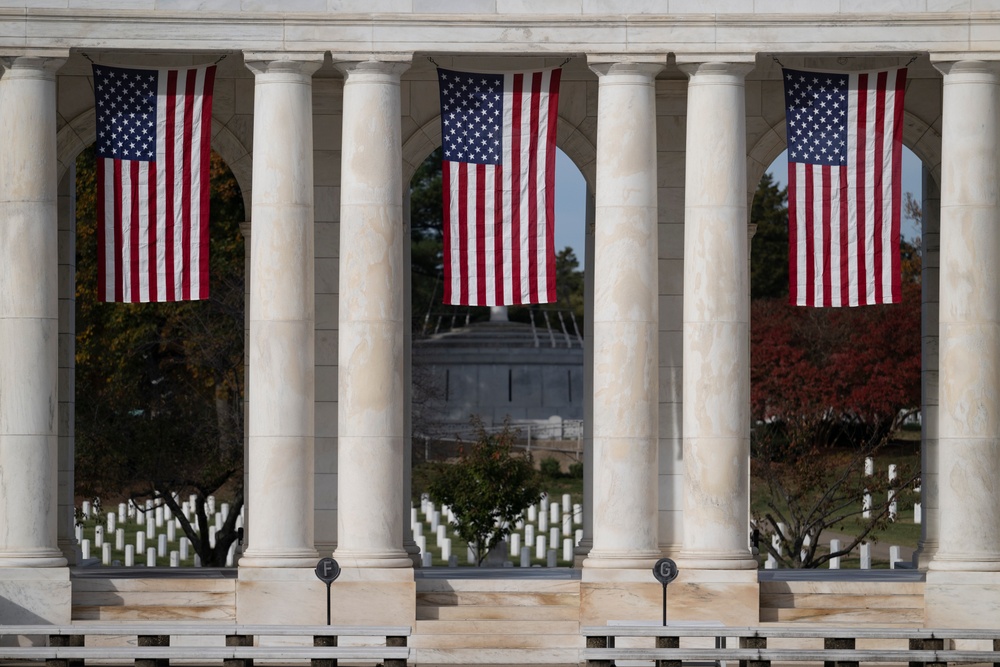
[437, 67, 561, 306]
[93, 64, 216, 303]
[783, 67, 907, 307]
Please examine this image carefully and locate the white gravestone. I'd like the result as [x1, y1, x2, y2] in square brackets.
[829, 539, 841, 569]
[536, 535, 547, 560]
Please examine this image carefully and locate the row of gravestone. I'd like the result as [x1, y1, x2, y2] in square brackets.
[76, 495, 242, 567]
[762, 460, 920, 570]
[414, 493, 583, 567]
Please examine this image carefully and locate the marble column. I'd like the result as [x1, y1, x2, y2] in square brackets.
[0, 55, 68, 569]
[915, 167, 940, 567]
[239, 55, 324, 568]
[676, 59, 757, 570]
[402, 186, 420, 567]
[575, 187, 596, 565]
[57, 165, 77, 564]
[332, 58, 413, 568]
[583, 60, 663, 569]
[928, 60, 1000, 572]
[239, 221, 251, 556]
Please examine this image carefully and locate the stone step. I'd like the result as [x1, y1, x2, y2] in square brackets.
[73, 605, 237, 621]
[417, 591, 578, 607]
[415, 620, 580, 635]
[761, 606, 924, 624]
[73, 591, 236, 607]
[410, 632, 583, 649]
[413, 647, 580, 664]
[416, 578, 580, 593]
[761, 592, 924, 610]
[417, 604, 581, 622]
[759, 579, 925, 624]
[73, 578, 236, 593]
[760, 580, 924, 595]
[71, 577, 237, 622]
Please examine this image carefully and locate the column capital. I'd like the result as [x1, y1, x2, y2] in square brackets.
[676, 57, 756, 79]
[330, 52, 413, 76]
[930, 57, 1000, 78]
[0, 53, 67, 77]
[243, 53, 325, 78]
[332, 57, 412, 81]
[586, 55, 665, 79]
[239, 221, 251, 240]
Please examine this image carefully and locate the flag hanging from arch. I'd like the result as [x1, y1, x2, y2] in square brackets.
[93, 63, 216, 303]
[782, 66, 907, 307]
[437, 67, 561, 306]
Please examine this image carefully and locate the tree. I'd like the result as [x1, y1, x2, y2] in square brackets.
[750, 279, 922, 567]
[751, 281, 922, 442]
[74, 146, 247, 566]
[750, 172, 790, 300]
[554, 247, 585, 325]
[752, 417, 918, 569]
[410, 148, 446, 331]
[427, 417, 543, 565]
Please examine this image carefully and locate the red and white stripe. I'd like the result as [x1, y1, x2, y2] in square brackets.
[788, 68, 906, 307]
[442, 68, 560, 306]
[97, 65, 215, 303]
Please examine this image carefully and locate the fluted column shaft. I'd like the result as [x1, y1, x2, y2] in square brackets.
[332, 59, 412, 568]
[583, 60, 662, 569]
[929, 60, 1000, 571]
[677, 59, 757, 570]
[240, 55, 323, 567]
[0, 55, 67, 567]
[916, 167, 941, 567]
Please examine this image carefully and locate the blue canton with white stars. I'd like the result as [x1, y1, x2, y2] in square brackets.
[783, 68, 849, 167]
[438, 68, 504, 165]
[94, 66, 158, 162]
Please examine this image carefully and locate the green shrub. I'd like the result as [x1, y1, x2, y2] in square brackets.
[539, 457, 562, 478]
[568, 461, 584, 479]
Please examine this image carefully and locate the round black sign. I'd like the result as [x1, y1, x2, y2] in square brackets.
[315, 557, 341, 584]
[652, 557, 678, 585]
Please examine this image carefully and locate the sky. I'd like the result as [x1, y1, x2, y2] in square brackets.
[553, 146, 924, 264]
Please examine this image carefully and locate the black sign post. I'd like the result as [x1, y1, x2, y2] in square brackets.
[652, 558, 678, 626]
[314, 557, 341, 625]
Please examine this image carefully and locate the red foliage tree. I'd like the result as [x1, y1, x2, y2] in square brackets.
[750, 279, 922, 567]
[751, 280, 921, 445]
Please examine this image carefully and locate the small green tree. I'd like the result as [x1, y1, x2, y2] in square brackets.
[428, 417, 543, 566]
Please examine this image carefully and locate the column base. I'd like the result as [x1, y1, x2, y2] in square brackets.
[674, 552, 759, 571]
[236, 566, 415, 625]
[912, 539, 938, 569]
[581, 567, 758, 626]
[573, 539, 592, 568]
[582, 549, 661, 570]
[926, 570, 1000, 627]
[928, 553, 1000, 571]
[331, 549, 415, 569]
[0, 567, 71, 625]
[238, 547, 319, 569]
[0, 549, 68, 568]
[403, 540, 422, 568]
